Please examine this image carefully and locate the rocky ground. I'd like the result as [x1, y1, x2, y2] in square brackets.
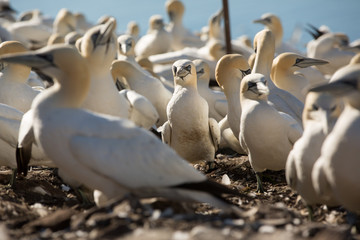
[0, 153, 358, 240]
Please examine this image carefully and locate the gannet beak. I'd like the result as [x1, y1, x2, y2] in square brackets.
[319, 109, 332, 135]
[0, 51, 54, 71]
[176, 65, 192, 79]
[96, 17, 116, 46]
[253, 18, 267, 25]
[309, 78, 357, 97]
[294, 57, 329, 68]
[256, 81, 269, 96]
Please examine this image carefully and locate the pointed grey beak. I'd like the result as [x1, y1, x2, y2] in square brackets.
[294, 57, 329, 68]
[309, 79, 357, 97]
[97, 17, 116, 46]
[176, 65, 192, 78]
[253, 18, 267, 25]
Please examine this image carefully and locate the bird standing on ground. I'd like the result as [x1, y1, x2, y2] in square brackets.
[240, 73, 303, 192]
[311, 65, 360, 213]
[161, 59, 220, 164]
[286, 91, 342, 218]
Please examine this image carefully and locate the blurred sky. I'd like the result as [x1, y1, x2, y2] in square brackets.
[11, 0, 360, 51]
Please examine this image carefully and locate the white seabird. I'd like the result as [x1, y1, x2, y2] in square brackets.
[161, 59, 220, 163]
[239, 73, 303, 192]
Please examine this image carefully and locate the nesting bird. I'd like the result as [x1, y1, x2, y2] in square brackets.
[161, 59, 220, 164]
[239, 73, 303, 192]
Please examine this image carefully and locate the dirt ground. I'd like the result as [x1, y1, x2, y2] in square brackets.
[0, 153, 358, 240]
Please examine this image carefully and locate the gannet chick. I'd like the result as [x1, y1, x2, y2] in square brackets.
[310, 65, 360, 213]
[240, 73, 303, 192]
[111, 59, 172, 127]
[161, 59, 220, 163]
[135, 15, 172, 58]
[165, 0, 204, 50]
[307, 32, 355, 76]
[271, 52, 329, 103]
[286, 91, 342, 217]
[252, 29, 304, 125]
[0, 41, 40, 112]
[3, 45, 243, 213]
[215, 54, 251, 154]
[253, 13, 302, 54]
[194, 59, 227, 122]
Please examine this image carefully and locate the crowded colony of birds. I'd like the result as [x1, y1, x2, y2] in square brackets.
[0, 0, 359, 221]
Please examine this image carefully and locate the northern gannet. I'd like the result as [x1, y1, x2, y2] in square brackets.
[239, 73, 303, 192]
[215, 54, 251, 154]
[0, 41, 40, 112]
[161, 59, 220, 163]
[253, 13, 302, 55]
[134, 15, 172, 58]
[271, 52, 329, 103]
[286, 91, 342, 216]
[165, 0, 204, 50]
[307, 32, 355, 76]
[125, 21, 140, 42]
[53, 8, 76, 37]
[194, 59, 227, 122]
[252, 29, 304, 125]
[3, 45, 242, 212]
[111, 59, 172, 127]
[310, 65, 360, 213]
[79, 18, 158, 129]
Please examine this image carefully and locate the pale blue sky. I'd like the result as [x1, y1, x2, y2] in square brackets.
[11, 0, 360, 50]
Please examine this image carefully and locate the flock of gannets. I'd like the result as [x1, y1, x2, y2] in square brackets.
[0, 0, 359, 219]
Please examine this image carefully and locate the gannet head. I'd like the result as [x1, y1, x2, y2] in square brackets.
[166, 0, 185, 22]
[117, 34, 135, 57]
[303, 91, 343, 134]
[215, 54, 251, 90]
[80, 17, 117, 66]
[271, 52, 328, 78]
[126, 21, 140, 37]
[240, 73, 269, 100]
[110, 60, 131, 89]
[208, 9, 223, 40]
[0, 40, 31, 79]
[149, 15, 165, 31]
[53, 8, 76, 36]
[253, 13, 283, 48]
[172, 59, 197, 87]
[310, 65, 360, 109]
[193, 59, 210, 84]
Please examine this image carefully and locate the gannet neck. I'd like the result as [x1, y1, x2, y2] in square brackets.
[53, 8, 76, 36]
[252, 29, 275, 77]
[2, 64, 30, 83]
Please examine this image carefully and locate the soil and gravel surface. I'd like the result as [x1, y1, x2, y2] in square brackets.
[0, 153, 358, 240]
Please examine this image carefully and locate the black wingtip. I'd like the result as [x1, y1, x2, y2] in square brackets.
[306, 23, 325, 40]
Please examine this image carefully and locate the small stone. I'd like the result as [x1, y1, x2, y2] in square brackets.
[258, 225, 275, 233]
[221, 174, 231, 185]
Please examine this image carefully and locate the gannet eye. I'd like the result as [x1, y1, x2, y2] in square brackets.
[197, 68, 204, 75]
[312, 104, 319, 111]
[241, 68, 251, 77]
[91, 31, 101, 45]
[172, 65, 177, 75]
[330, 105, 337, 112]
[248, 81, 257, 89]
[295, 58, 303, 64]
[185, 65, 192, 72]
